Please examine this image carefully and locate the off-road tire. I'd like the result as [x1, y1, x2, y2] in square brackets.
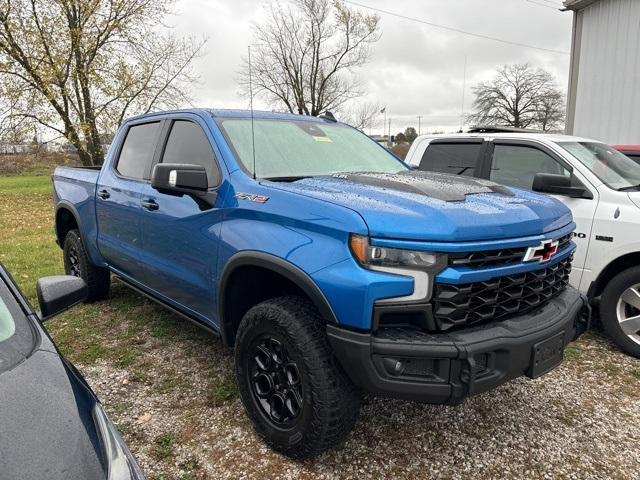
[234, 295, 361, 458]
[63, 229, 110, 302]
[600, 266, 640, 358]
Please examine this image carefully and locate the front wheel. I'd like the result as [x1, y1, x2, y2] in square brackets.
[63, 229, 110, 302]
[234, 296, 361, 458]
[600, 266, 640, 358]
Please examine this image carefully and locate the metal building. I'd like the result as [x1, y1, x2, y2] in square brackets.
[565, 0, 640, 144]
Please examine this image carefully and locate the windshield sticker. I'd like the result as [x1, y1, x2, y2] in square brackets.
[313, 136, 332, 143]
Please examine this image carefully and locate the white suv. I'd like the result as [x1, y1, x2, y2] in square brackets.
[405, 130, 640, 358]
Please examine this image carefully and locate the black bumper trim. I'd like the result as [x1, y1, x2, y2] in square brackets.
[328, 287, 589, 404]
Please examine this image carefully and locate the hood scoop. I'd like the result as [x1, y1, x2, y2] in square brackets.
[334, 171, 514, 202]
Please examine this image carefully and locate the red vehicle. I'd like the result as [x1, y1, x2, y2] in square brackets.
[612, 145, 640, 164]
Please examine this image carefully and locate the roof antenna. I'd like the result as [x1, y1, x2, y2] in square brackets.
[248, 45, 257, 180]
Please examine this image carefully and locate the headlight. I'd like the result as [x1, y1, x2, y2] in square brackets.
[349, 234, 445, 270]
[93, 403, 146, 480]
[349, 234, 447, 304]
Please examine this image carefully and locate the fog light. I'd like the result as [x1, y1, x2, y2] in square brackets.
[382, 358, 405, 375]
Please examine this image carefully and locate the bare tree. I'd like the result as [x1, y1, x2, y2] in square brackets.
[0, 0, 205, 165]
[535, 90, 565, 132]
[467, 63, 565, 131]
[342, 101, 381, 131]
[240, 0, 380, 117]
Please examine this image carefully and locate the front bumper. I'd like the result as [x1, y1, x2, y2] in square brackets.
[327, 287, 589, 404]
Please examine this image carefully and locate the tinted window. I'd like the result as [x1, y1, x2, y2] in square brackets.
[419, 143, 482, 176]
[0, 281, 35, 374]
[625, 153, 640, 165]
[162, 121, 219, 186]
[490, 144, 569, 190]
[116, 122, 160, 179]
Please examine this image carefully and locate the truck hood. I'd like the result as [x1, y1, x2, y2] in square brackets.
[268, 171, 572, 241]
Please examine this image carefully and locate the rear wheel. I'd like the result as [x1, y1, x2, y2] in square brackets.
[63, 229, 110, 302]
[234, 296, 361, 458]
[600, 266, 640, 358]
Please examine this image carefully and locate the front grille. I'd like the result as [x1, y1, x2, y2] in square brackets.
[448, 233, 573, 268]
[433, 257, 572, 330]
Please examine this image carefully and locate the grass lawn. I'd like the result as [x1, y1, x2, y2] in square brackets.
[0, 174, 216, 359]
[0, 174, 236, 479]
[1, 174, 639, 480]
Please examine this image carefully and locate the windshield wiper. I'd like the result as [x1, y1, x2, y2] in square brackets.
[262, 175, 313, 182]
[617, 184, 640, 191]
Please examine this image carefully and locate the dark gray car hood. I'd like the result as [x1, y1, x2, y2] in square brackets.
[0, 348, 106, 480]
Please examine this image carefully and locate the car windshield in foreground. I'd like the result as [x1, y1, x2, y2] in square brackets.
[0, 279, 35, 374]
[218, 118, 407, 180]
[558, 141, 640, 190]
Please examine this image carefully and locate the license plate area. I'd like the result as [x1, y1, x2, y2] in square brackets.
[528, 331, 565, 379]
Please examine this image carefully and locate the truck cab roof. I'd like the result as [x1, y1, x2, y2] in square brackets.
[414, 132, 597, 145]
[126, 108, 339, 124]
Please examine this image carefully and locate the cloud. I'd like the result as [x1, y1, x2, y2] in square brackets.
[170, 0, 573, 132]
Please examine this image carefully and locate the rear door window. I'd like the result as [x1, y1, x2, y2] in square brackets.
[115, 122, 161, 180]
[161, 120, 219, 187]
[419, 143, 482, 176]
[490, 144, 569, 189]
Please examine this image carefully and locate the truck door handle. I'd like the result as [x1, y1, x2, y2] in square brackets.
[141, 199, 159, 211]
[97, 189, 110, 199]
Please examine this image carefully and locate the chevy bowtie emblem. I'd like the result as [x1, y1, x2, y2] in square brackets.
[523, 240, 559, 263]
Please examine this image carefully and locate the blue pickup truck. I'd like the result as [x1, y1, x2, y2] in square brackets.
[53, 109, 588, 458]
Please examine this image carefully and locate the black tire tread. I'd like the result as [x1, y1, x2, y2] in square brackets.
[600, 266, 640, 358]
[63, 229, 110, 302]
[235, 295, 361, 458]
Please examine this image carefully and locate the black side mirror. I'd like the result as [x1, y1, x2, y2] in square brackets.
[36, 276, 87, 320]
[151, 163, 208, 196]
[532, 173, 593, 199]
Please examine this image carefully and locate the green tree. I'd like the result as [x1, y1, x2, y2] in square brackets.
[0, 0, 204, 165]
[404, 126, 417, 143]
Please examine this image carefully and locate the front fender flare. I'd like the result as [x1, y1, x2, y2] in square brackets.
[218, 251, 338, 347]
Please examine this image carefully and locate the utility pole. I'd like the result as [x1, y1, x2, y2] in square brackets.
[460, 55, 467, 133]
[417, 115, 423, 136]
[384, 109, 387, 145]
[380, 107, 387, 146]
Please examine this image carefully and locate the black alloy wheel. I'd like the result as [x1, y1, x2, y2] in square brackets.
[249, 335, 304, 427]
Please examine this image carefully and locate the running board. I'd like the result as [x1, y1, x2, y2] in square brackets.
[113, 275, 220, 337]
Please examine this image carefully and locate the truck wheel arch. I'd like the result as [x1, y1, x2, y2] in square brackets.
[218, 252, 338, 347]
[588, 251, 640, 299]
[55, 203, 81, 248]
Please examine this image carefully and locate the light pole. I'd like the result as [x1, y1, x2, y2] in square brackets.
[417, 115, 422, 136]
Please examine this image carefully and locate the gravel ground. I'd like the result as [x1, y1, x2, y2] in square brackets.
[76, 309, 640, 480]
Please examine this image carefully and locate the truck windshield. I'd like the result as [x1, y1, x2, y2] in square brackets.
[558, 142, 640, 190]
[218, 119, 407, 179]
[0, 280, 35, 374]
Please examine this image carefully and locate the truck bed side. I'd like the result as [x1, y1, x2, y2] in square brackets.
[52, 166, 105, 267]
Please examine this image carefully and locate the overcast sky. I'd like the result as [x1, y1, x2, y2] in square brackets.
[168, 0, 573, 135]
